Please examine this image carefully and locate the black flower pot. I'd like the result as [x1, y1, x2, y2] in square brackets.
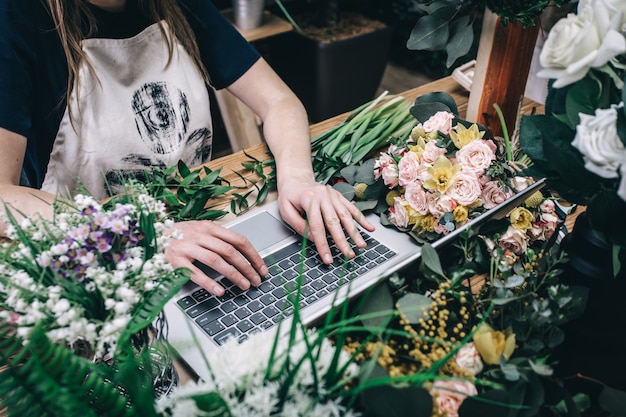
[554, 212, 626, 392]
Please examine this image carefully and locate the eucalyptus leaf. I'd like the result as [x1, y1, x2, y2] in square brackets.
[396, 292, 433, 324]
[421, 243, 445, 277]
[357, 283, 394, 328]
[528, 360, 553, 376]
[445, 15, 473, 68]
[598, 386, 626, 416]
[355, 200, 379, 212]
[333, 182, 355, 201]
[407, 13, 450, 52]
[339, 165, 359, 184]
[504, 275, 525, 288]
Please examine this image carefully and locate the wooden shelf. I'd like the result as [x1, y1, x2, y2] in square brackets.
[221, 9, 293, 42]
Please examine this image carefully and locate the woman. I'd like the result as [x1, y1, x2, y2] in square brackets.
[0, 0, 374, 295]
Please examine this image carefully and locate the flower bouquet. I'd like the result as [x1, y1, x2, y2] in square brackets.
[342, 92, 544, 246]
[519, 0, 626, 249]
[0, 183, 190, 415]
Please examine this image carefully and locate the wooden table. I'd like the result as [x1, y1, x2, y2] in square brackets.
[215, 10, 293, 152]
[203, 75, 543, 214]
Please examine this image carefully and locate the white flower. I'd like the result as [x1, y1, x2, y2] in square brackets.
[572, 103, 626, 179]
[455, 342, 484, 375]
[538, 2, 626, 88]
[446, 171, 482, 206]
[422, 111, 455, 134]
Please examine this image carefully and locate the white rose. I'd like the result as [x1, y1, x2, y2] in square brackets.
[455, 343, 484, 375]
[538, 4, 626, 88]
[571, 103, 626, 179]
[446, 171, 482, 206]
[580, 0, 626, 29]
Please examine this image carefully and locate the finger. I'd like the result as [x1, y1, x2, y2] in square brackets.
[187, 263, 226, 296]
[216, 228, 269, 279]
[194, 239, 262, 290]
[303, 201, 334, 264]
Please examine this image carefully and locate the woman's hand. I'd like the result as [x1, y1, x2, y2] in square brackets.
[277, 177, 375, 265]
[164, 220, 268, 296]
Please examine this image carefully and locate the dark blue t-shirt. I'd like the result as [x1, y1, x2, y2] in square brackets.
[0, 0, 260, 188]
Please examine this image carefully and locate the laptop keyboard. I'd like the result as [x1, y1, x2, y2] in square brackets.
[176, 233, 397, 346]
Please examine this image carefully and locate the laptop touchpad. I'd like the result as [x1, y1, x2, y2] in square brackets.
[229, 211, 296, 252]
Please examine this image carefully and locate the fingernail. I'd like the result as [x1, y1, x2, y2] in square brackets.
[239, 279, 251, 290]
[212, 285, 223, 296]
[260, 265, 269, 277]
[252, 274, 261, 286]
[324, 254, 333, 263]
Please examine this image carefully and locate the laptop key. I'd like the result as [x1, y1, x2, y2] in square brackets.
[272, 287, 287, 299]
[233, 295, 250, 306]
[186, 298, 220, 318]
[221, 300, 237, 313]
[259, 281, 274, 293]
[259, 294, 276, 306]
[236, 320, 254, 333]
[202, 320, 225, 336]
[221, 314, 237, 327]
[261, 321, 274, 329]
[214, 328, 241, 345]
[176, 296, 195, 309]
[250, 313, 267, 325]
[192, 288, 211, 302]
[262, 305, 279, 318]
[246, 288, 262, 299]
[234, 307, 252, 319]
[248, 300, 264, 312]
[196, 308, 224, 327]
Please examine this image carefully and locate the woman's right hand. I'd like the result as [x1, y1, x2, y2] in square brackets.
[164, 220, 268, 296]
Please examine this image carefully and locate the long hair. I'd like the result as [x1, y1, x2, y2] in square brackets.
[46, 0, 210, 109]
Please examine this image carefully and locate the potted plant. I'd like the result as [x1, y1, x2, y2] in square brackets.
[266, 0, 394, 123]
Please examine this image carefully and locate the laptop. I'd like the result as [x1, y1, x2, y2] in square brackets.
[164, 178, 546, 381]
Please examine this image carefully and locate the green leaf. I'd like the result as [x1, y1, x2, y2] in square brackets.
[411, 92, 459, 122]
[407, 9, 454, 51]
[357, 282, 394, 328]
[459, 389, 511, 417]
[355, 200, 379, 212]
[339, 165, 359, 184]
[333, 182, 355, 201]
[598, 386, 626, 416]
[396, 292, 433, 324]
[446, 15, 473, 68]
[359, 385, 432, 417]
[421, 243, 445, 277]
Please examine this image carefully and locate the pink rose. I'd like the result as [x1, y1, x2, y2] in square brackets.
[455, 342, 484, 375]
[374, 153, 399, 189]
[433, 220, 450, 235]
[389, 197, 409, 228]
[482, 181, 514, 209]
[429, 194, 457, 217]
[421, 140, 447, 164]
[422, 111, 455, 134]
[397, 152, 422, 187]
[431, 379, 478, 417]
[455, 139, 497, 173]
[540, 199, 556, 214]
[446, 171, 482, 206]
[404, 181, 431, 215]
[498, 226, 529, 255]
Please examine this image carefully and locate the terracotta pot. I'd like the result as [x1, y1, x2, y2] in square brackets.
[466, 9, 540, 137]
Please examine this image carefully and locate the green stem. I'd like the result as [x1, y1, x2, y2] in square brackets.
[493, 103, 513, 161]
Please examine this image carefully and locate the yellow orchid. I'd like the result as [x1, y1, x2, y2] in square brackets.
[423, 155, 461, 193]
[472, 323, 516, 365]
[450, 123, 485, 149]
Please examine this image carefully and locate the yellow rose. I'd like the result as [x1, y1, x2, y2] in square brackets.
[509, 207, 533, 231]
[449, 123, 485, 149]
[472, 323, 516, 365]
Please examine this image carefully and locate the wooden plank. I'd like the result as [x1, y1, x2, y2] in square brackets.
[221, 9, 293, 42]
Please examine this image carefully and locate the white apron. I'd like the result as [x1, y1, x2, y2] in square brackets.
[42, 22, 213, 199]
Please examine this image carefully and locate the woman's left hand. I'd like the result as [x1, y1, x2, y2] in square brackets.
[277, 177, 375, 265]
